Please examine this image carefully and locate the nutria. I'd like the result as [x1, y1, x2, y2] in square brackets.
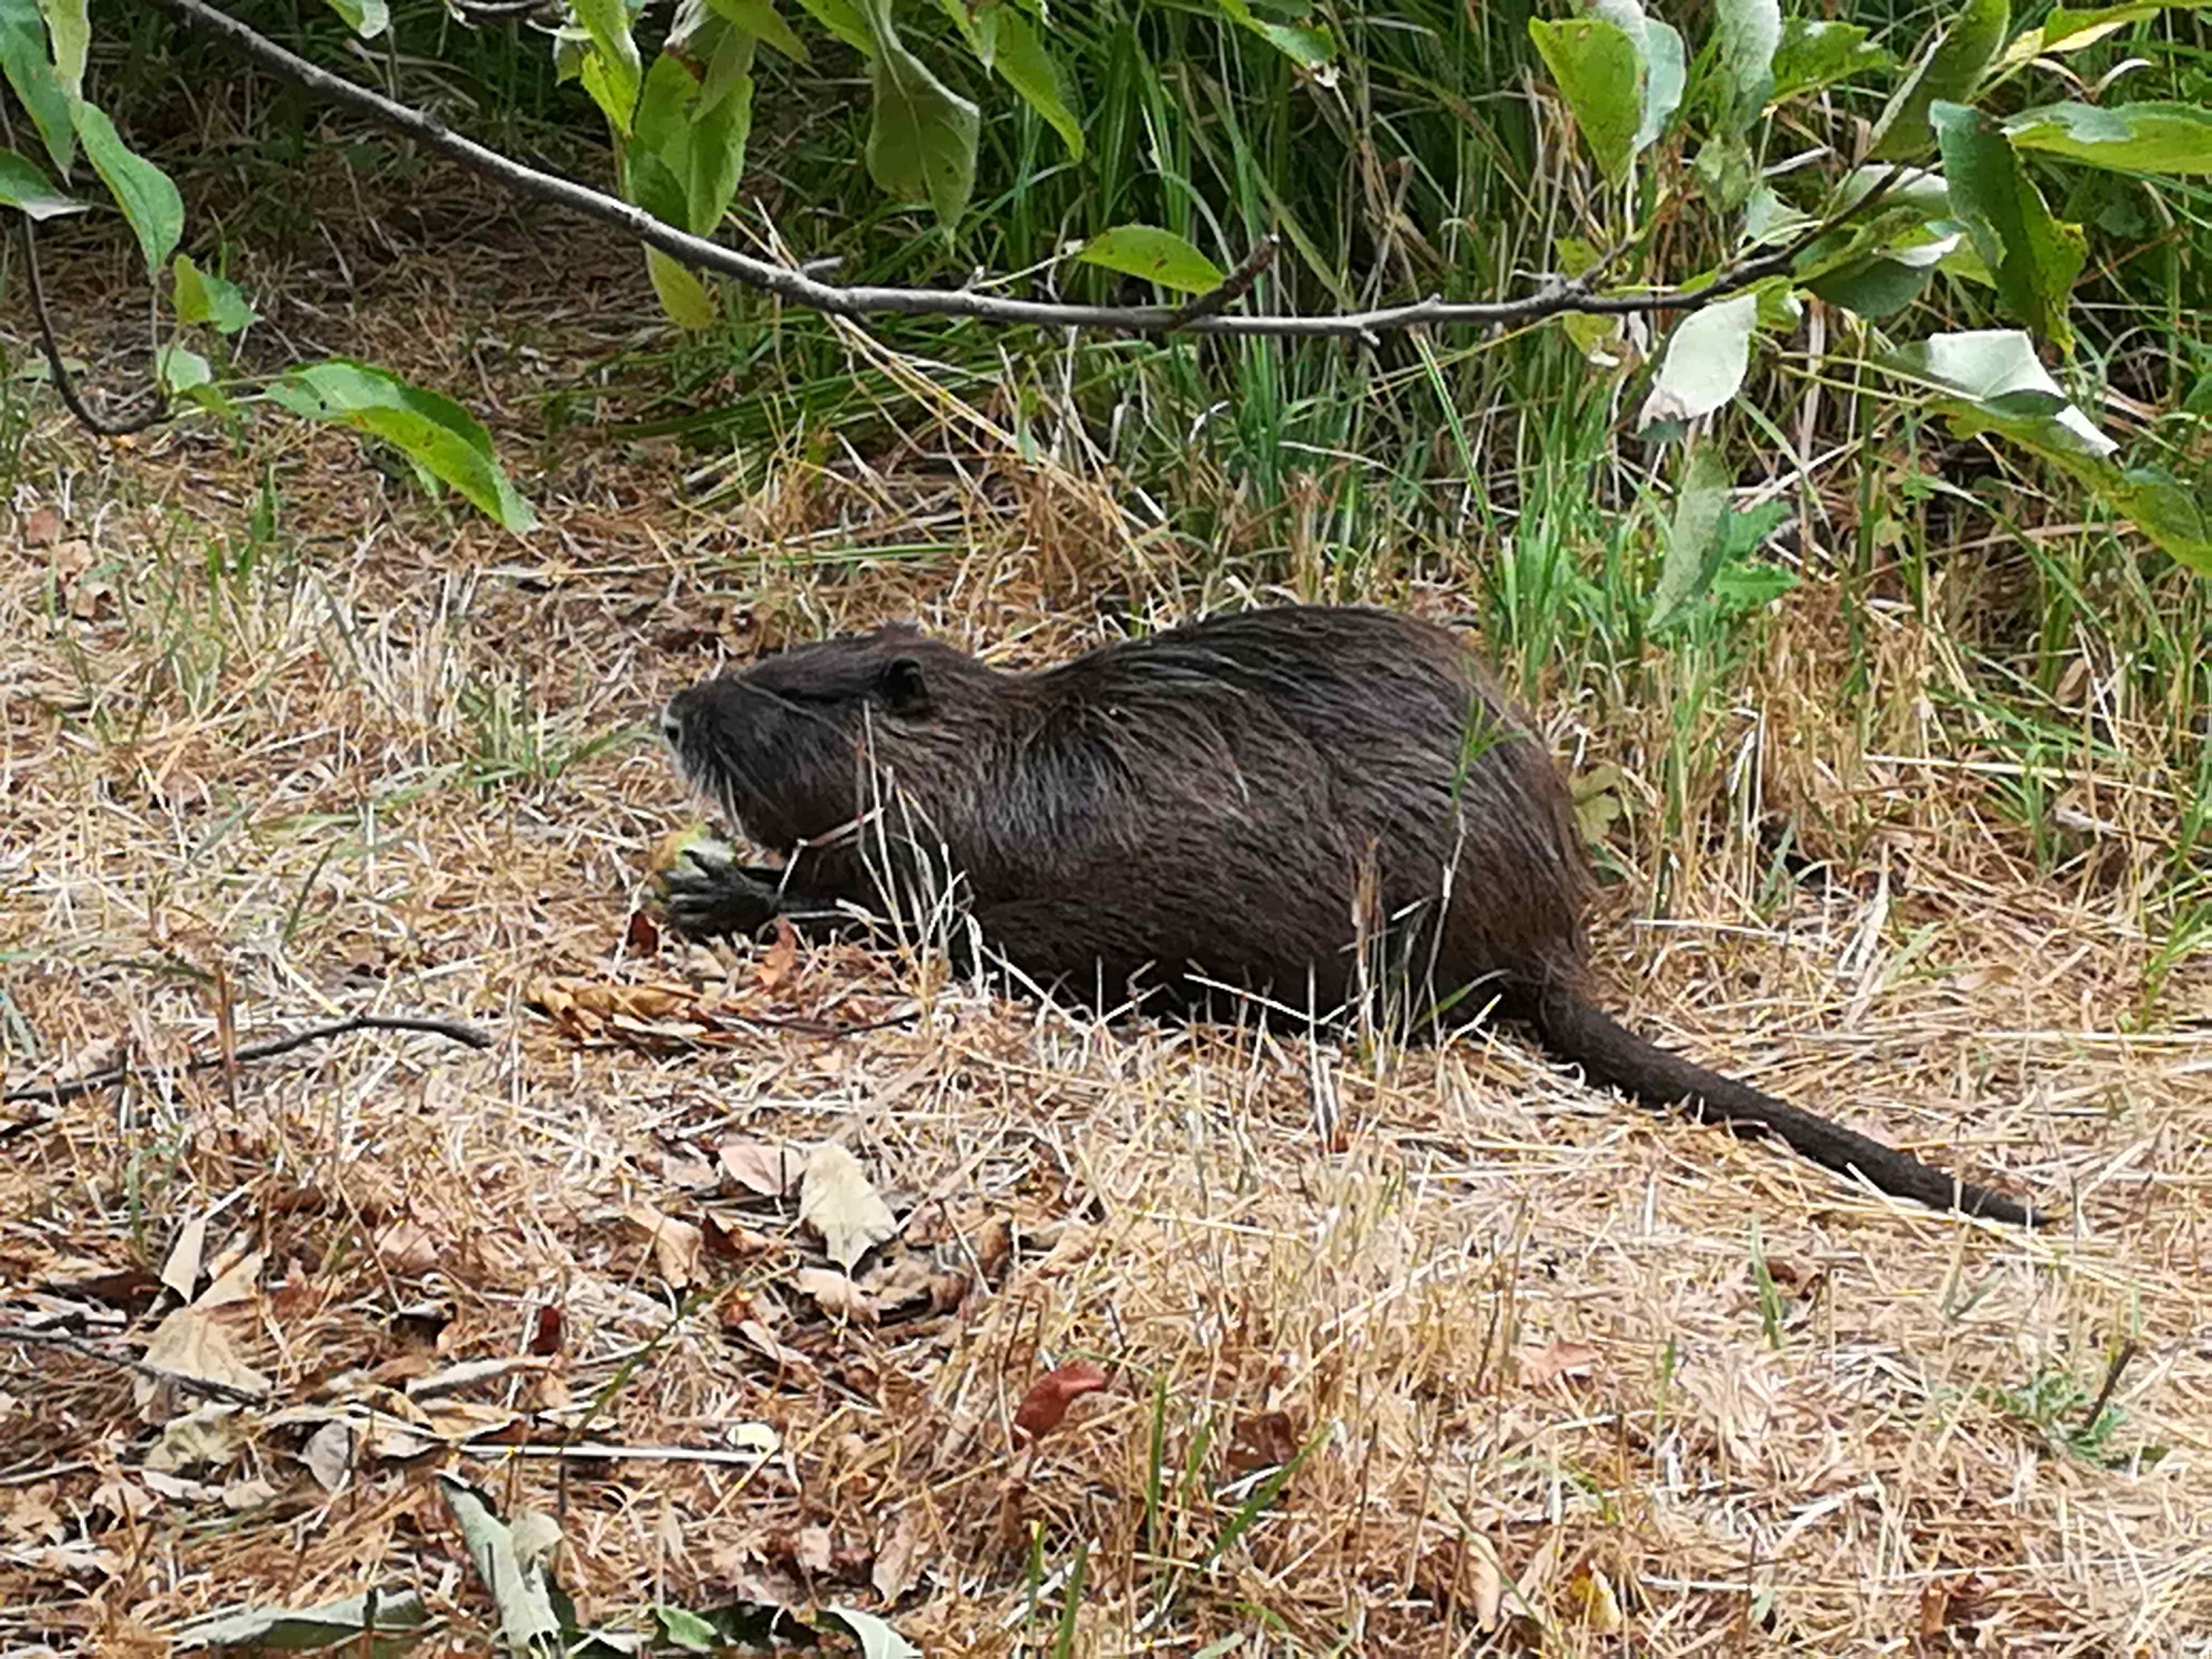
[657, 605, 2038, 1227]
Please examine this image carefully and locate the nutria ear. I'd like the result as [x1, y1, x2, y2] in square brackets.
[879, 656, 929, 714]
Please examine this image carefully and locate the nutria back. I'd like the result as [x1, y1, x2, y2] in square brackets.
[660, 604, 2039, 1226]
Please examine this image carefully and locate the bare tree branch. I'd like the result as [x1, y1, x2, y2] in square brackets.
[2, 1012, 494, 1110]
[147, 0, 1883, 342]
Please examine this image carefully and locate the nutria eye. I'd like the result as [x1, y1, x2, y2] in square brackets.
[878, 656, 928, 714]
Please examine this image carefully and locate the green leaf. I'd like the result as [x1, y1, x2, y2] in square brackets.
[2004, 101, 2212, 176]
[1692, 133, 1757, 213]
[172, 253, 256, 333]
[704, 0, 809, 62]
[1216, 0, 1335, 69]
[1651, 443, 1731, 629]
[69, 96, 182, 276]
[1769, 19, 1892, 101]
[1932, 100, 2083, 348]
[818, 1608, 921, 1659]
[0, 0, 76, 175]
[1527, 17, 1643, 185]
[268, 360, 539, 533]
[647, 246, 720, 329]
[1636, 290, 1760, 435]
[1998, 2, 2191, 67]
[1074, 224, 1225, 295]
[1809, 254, 1936, 317]
[689, 37, 754, 229]
[1635, 17, 1686, 154]
[156, 342, 211, 393]
[790, 0, 873, 56]
[321, 0, 390, 38]
[1870, 0, 2010, 162]
[573, 0, 644, 134]
[1710, 557, 1799, 613]
[43, 0, 86, 95]
[2108, 466, 2212, 575]
[1711, 0, 1781, 135]
[1882, 328, 2113, 457]
[624, 147, 688, 231]
[858, 0, 979, 230]
[654, 1606, 722, 1652]
[174, 1589, 431, 1655]
[944, 1, 1083, 161]
[0, 145, 81, 217]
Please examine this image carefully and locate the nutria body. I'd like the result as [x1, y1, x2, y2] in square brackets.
[658, 605, 2036, 1226]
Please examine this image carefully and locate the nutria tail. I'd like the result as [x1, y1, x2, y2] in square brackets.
[1528, 986, 2038, 1227]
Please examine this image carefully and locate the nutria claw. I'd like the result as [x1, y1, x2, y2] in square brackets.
[661, 840, 783, 940]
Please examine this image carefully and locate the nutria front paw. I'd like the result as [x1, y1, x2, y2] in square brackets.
[659, 839, 789, 941]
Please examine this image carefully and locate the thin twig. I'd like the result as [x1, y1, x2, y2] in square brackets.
[1167, 234, 1279, 329]
[0, 1325, 270, 1405]
[2081, 1339, 2138, 1433]
[1, 1012, 494, 1108]
[0, 101, 169, 438]
[145, 0, 1893, 341]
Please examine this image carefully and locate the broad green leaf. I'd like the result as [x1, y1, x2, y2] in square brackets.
[1998, 2, 2190, 67]
[1527, 17, 1643, 185]
[156, 342, 212, 394]
[573, 0, 643, 134]
[647, 246, 720, 329]
[790, 0, 872, 56]
[858, 1, 979, 230]
[633, 48, 698, 163]
[172, 254, 256, 333]
[947, 1, 1083, 161]
[629, 40, 748, 234]
[321, 0, 390, 38]
[704, 0, 809, 62]
[1692, 133, 1756, 212]
[0, 145, 80, 217]
[1808, 254, 1937, 317]
[1871, 0, 2010, 162]
[1216, 0, 1335, 70]
[818, 1607, 921, 1659]
[436, 1478, 565, 1657]
[1932, 101, 2083, 348]
[69, 97, 182, 275]
[2108, 466, 2212, 575]
[625, 148, 688, 230]
[0, 0, 75, 174]
[43, 0, 85, 94]
[1636, 290, 1760, 435]
[1769, 18, 1891, 100]
[656, 1606, 722, 1652]
[1074, 224, 1225, 294]
[2004, 101, 2212, 176]
[1650, 443, 1731, 629]
[1591, 0, 1682, 155]
[690, 36, 754, 229]
[1710, 559, 1799, 612]
[268, 360, 539, 533]
[174, 1589, 431, 1655]
[1712, 0, 1781, 135]
[1881, 328, 2113, 457]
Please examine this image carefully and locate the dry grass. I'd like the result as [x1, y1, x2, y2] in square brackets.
[3, 172, 2210, 1659]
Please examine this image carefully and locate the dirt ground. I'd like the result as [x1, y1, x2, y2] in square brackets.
[3, 168, 2209, 1657]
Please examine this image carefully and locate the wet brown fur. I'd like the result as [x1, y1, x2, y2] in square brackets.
[658, 605, 2039, 1227]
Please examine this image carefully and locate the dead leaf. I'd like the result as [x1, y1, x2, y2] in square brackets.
[758, 917, 799, 995]
[734, 1320, 819, 1385]
[1515, 1531, 1562, 1609]
[3, 1485, 64, 1543]
[373, 1219, 440, 1277]
[623, 1206, 705, 1289]
[720, 1138, 809, 1197]
[872, 1512, 923, 1602]
[1012, 1362, 1110, 1443]
[798, 1143, 898, 1270]
[1515, 1340, 1600, 1389]
[1036, 1220, 1097, 1277]
[139, 1306, 271, 1408]
[527, 1305, 562, 1357]
[222, 1477, 279, 1511]
[971, 1215, 1014, 1277]
[624, 908, 662, 954]
[134, 1469, 216, 1506]
[1471, 1542, 1504, 1631]
[792, 1525, 833, 1574]
[143, 1403, 251, 1472]
[160, 1215, 208, 1302]
[795, 1267, 876, 1324]
[23, 506, 61, 547]
[1568, 1562, 1623, 1632]
[701, 1211, 774, 1258]
[198, 1248, 263, 1309]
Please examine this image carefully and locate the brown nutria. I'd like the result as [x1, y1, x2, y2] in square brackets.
[657, 604, 2038, 1228]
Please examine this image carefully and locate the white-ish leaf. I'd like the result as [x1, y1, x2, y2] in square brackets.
[798, 1142, 898, 1270]
[1636, 292, 1761, 433]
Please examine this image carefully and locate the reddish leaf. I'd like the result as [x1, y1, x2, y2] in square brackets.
[758, 916, 799, 994]
[527, 1304, 564, 1356]
[1012, 1361, 1110, 1443]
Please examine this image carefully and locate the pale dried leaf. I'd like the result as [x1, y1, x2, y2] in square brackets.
[143, 1403, 251, 1472]
[1516, 1340, 1602, 1388]
[872, 1511, 923, 1602]
[624, 1205, 706, 1288]
[758, 916, 799, 993]
[796, 1266, 877, 1323]
[160, 1214, 208, 1302]
[799, 1143, 898, 1270]
[139, 1306, 272, 1407]
[720, 1138, 809, 1197]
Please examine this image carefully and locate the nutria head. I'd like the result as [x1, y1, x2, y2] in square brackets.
[660, 623, 1001, 853]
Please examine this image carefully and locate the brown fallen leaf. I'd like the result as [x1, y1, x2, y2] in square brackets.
[139, 1305, 271, 1409]
[721, 1138, 809, 1197]
[758, 917, 800, 995]
[734, 1320, 820, 1385]
[872, 1512, 923, 1602]
[795, 1267, 877, 1324]
[372, 1219, 441, 1278]
[971, 1215, 1015, 1278]
[1036, 1220, 1097, 1277]
[527, 1304, 563, 1356]
[22, 506, 61, 547]
[1012, 1361, 1110, 1443]
[624, 908, 663, 954]
[2, 1485, 64, 1544]
[1226, 1410, 1299, 1479]
[1515, 1340, 1601, 1389]
[798, 1143, 898, 1270]
[624, 1205, 706, 1289]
